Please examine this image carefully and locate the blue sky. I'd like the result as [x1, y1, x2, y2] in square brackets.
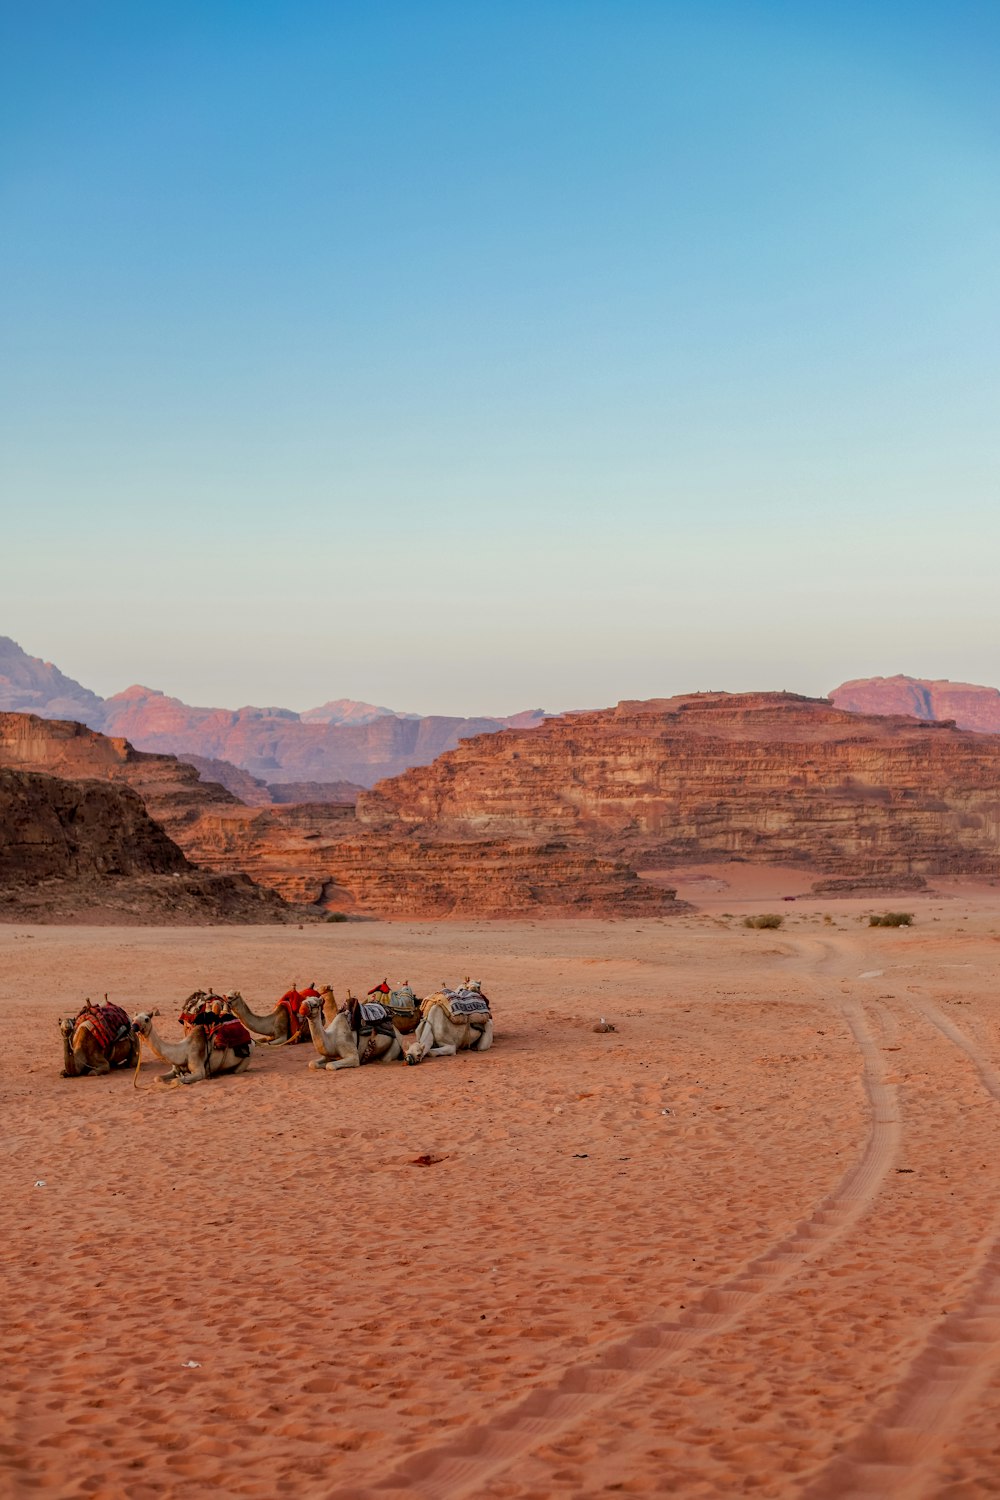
[2, 1, 998, 714]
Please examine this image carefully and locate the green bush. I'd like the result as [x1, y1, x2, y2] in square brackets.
[869, 911, 914, 927]
[742, 913, 784, 929]
[326, 911, 350, 923]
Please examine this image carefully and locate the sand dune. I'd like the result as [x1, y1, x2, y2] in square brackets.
[3, 879, 1000, 1496]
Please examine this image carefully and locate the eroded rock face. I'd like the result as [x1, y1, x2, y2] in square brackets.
[0, 767, 188, 883]
[357, 692, 1000, 879]
[830, 676, 1000, 735]
[0, 765, 303, 924]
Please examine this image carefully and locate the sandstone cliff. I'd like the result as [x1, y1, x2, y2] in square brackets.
[357, 692, 1000, 879]
[830, 676, 1000, 735]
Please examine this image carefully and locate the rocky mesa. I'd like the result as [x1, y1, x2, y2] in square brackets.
[357, 691, 1000, 879]
[830, 675, 1000, 735]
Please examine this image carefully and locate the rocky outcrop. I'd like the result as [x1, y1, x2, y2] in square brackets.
[357, 692, 1000, 879]
[0, 765, 306, 924]
[830, 676, 1000, 735]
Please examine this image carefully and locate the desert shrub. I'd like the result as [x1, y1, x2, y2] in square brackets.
[326, 911, 350, 923]
[869, 911, 914, 927]
[742, 913, 784, 929]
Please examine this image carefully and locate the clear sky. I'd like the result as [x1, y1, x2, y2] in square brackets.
[2, 1, 998, 715]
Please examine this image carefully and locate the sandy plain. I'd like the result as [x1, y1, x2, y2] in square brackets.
[3, 867, 1000, 1499]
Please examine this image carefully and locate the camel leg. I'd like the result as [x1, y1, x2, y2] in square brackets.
[308, 1056, 329, 1070]
[428, 1043, 459, 1057]
[472, 1022, 494, 1051]
[86, 1055, 111, 1075]
[324, 1052, 360, 1070]
[375, 1036, 402, 1063]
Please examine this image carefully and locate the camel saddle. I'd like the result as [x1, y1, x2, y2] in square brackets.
[277, 986, 314, 1042]
[76, 1002, 132, 1051]
[346, 999, 396, 1037]
[206, 1018, 253, 1055]
[387, 984, 422, 1034]
[422, 989, 492, 1027]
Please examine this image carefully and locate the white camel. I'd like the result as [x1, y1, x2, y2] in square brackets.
[131, 1010, 254, 1085]
[298, 994, 401, 1071]
[403, 984, 493, 1065]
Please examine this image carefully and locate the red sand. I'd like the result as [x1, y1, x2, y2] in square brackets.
[3, 877, 1000, 1497]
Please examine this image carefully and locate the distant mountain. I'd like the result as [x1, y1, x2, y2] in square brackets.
[301, 698, 421, 725]
[829, 676, 1000, 735]
[0, 637, 105, 726]
[0, 636, 546, 789]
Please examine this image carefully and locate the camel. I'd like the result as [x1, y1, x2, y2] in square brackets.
[376, 979, 423, 1036]
[223, 984, 322, 1045]
[131, 1010, 254, 1085]
[298, 993, 401, 1071]
[403, 984, 493, 1065]
[59, 999, 138, 1077]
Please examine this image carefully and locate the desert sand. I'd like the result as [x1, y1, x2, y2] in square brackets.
[3, 869, 1000, 1498]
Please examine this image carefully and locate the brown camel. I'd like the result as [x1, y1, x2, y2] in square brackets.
[224, 984, 323, 1045]
[59, 999, 139, 1078]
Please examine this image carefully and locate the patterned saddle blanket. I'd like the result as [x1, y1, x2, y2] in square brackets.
[77, 1003, 132, 1051]
[349, 1000, 395, 1034]
[423, 989, 492, 1027]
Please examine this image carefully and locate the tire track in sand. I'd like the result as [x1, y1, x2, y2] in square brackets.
[803, 997, 1000, 1500]
[329, 993, 900, 1499]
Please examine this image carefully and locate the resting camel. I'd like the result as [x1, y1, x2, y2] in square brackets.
[59, 999, 138, 1077]
[132, 1010, 253, 1085]
[403, 985, 493, 1065]
[224, 984, 322, 1045]
[298, 994, 401, 1070]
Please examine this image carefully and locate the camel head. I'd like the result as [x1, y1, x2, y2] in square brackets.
[58, 1016, 75, 1038]
[131, 1012, 155, 1037]
[297, 995, 322, 1021]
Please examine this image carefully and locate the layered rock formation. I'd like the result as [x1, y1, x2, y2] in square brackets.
[357, 692, 1000, 879]
[830, 676, 1000, 735]
[0, 711, 676, 917]
[13, 690, 1000, 919]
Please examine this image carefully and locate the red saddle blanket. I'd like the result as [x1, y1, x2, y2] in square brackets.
[207, 1019, 252, 1051]
[77, 1003, 131, 1051]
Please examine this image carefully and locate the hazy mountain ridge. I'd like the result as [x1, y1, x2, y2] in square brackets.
[0, 637, 546, 788]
